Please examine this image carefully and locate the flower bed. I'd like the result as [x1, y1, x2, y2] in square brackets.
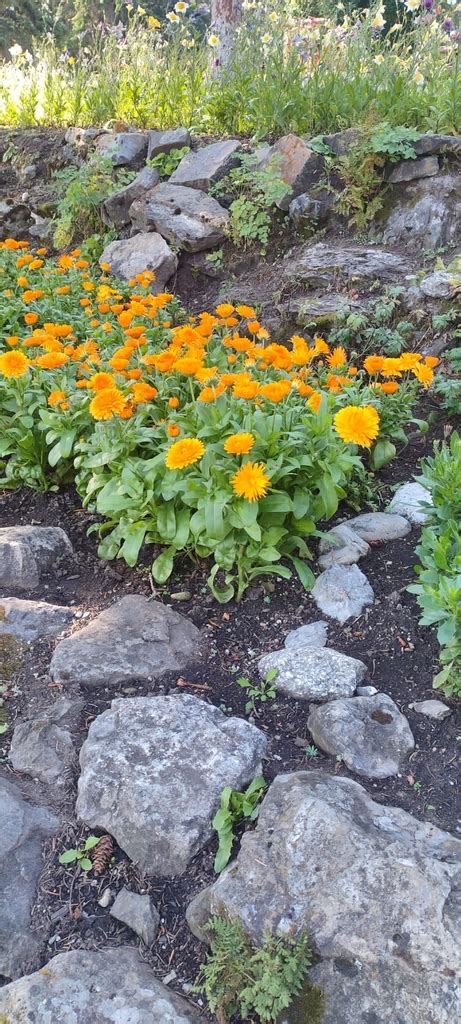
[0, 239, 435, 600]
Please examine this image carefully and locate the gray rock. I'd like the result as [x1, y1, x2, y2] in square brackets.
[388, 481, 432, 525]
[187, 771, 460, 1024]
[387, 156, 439, 184]
[110, 886, 160, 944]
[102, 165, 160, 228]
[356, 684, 378, 696]
[419, 270, 457, 299]
[257, 133, 324, 211]
[94, 130, 148, 168]
[283, 241, 411, 290]
[412, 133, 461, 157]
[322, 128, 362, 156]
[170, 139, 241, 190]
[284, 620, 328, 650]
[77, 693, 267, 875]
[9, 697, 83, 787]
[288, 192, 331, 227]
[383, 173, 461, 250]
[411, 699, 452, 721]
[0, 525, 73, 591]
[311, 564, 374, 623]
[287, 292, 364, 326]
[318, 523, 370, 570]
[50, 595, 200, 688]
[129, 183, 229, 252]
[0, 947, 202, 1022]
[345, 511, 411, 543]
[65, 125, 106, 148]
[0, 597, 74, 641]
[0, 777, 58, 979]
[307, 694, 415, 778]
[99, 232, 177, 292]
[147, 127, 191, 160]
[258, 645, 366, 702]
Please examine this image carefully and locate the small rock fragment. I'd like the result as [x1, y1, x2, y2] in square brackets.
[0, 526, 72, 591]
[318, 523, 370, 570]
[284, 621, 328, 650]
[0, 597, 74, 641]
[147, 127, 191, 160]
[411, 700, 451, 721]
[258, 645, 366, 702]
[9, 697, 83, 787]
[94, 131, 148, 168]
[388, 482, 432, 525]
[311, 564, 374, 623]
[110, 887, 160, 945]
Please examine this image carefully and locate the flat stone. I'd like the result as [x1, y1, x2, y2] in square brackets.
[0, 597, 74, 641]
[9, 697, 83, 787]
[411, 699, 452, 721]
[99, 232, 177, 292]
[412, 133, 461, 157]
[387, 156, 439, 184]
[287, 292, 364, 325]
[77, 694, 267, 875]
[147, 127, 191, 160]
[318, 523, 370, 570]
[129, 183, 229, 252]
[383, 173, 461, 250]
[284, 620, 328, 650]
[110, 887, 160, 944]
[187, 771, 460, 1024]
[50, 595, 200, 688]
[102, 165, 159, 228]
[94, 130, 148, 168]
[0, 777, 58, 979]
[0, 947, 202, 1021]
[311, 564, 374, 623]
[388, 481, 432, 525]
[283, 241, 410, 290]
[345, 511, 411, 543]
[170, 139, 241, 190]
[307, 694, 415, 778]
[0, 525, 72, 591]
[257, 133, 324, 211]
[258, 645, 366, 702]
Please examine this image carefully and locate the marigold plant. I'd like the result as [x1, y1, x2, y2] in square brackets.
[0, 240, 434, 599]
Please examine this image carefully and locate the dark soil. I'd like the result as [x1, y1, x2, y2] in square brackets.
[0, 402, 459, 1004]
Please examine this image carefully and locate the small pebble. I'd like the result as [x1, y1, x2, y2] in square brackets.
[163, 970, 177, 986]
[98, 888, 113, 908]
[357, 685, 378, 696]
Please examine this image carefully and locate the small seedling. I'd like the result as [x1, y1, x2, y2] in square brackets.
[305, 744, 319, 759]
[59, 835, 100, 871]
[212, 776, 267, 872]
[237, 669, 277, 714]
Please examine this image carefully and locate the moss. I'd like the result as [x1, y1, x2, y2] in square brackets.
[0, 633, 22, 685]
[278, 980, 325, 1024]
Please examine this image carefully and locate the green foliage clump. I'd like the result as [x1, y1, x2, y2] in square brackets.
[196, 916, 316, 1024]
[148, 145, 190, 179]
[53, 156, 134, 248]
[408, 432, 461, 697]
[212, 777, 267, 873]
[213, 154, 287, 251]
[329, 288, 416, 358]
[58, 834, 100, 871]
[237, 669, 279, 715]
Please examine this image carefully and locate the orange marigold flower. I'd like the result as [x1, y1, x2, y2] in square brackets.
[44, 323, 73, 338]
[173, 356, 203, 376]
[381, 381, 399, 395]
[313, 337, 330, 354]
[247, 320, 261, 334]
[296, 381, 315, 397]
[363, 355, 385, 375]
[35, 352, 69, 369]
[89, 372, 116, 391]
[168, 396, 180, 409]
[89, 387, 127, 420]
[224, 432, 255, 455]
[232, 379, 260, 399]
[0, 350, 30, 378]
[197, 383, 226, 402]
[56, 285, 70, 295]
[167, 423, 181, 437]
[424, 356, 439, 368]
[17, 276, 28, 287]
[398, 353, 421, 371]
[260, 380, 291, 402]
[307, 392, 322, 413]
[231, 461, 270, 502]
[100, 261, 111, 271]
[381, 357, 403, 378]
[327, 346, 348, 369]
[24, 312, 39, 325]
[165, 437, 206, 469]
[334, 405, 380, 448]
[143, 352, 176, 372]
[215, 303, 235, 317]
[412, 364, 434, 388]
[131, 382, 158, 403]
[6, 335, 19, 347]
[48, 390, 66, 406]
[235, 304, 256, 318]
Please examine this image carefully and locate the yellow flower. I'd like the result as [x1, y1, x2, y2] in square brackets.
[224, 432, 255, 455]
[327, 346, 347, 369]
[48, 390, 66, 406]
[89, 387, 127, 420]
[89, 372, 116, 391]
[208, 33, 220, 47]
[0, 350, 30, 378]
[363, 355, 385, 375]
[371, 10, 385, 29]
[413, 70, 424, 86]
[334, 405, 380, 449]
[148, 15, 161, 28]
[412, 364, 434, 388]
[175, 1, 189, 11]
[231, 462, 270, 502]
[373, 54, 385, 65]
[167, 11, 180, 22]
[307, 392, 322, 413]
[165, 437, 205, 469]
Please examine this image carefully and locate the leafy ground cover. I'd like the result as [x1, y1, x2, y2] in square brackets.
[1, 3, 460, 136]
[0, 239, 435, 601]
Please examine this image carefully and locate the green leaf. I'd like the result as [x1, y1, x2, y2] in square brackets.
[290, 556, 315, 591]
[370, 438, 396, 470]
[208, 564, 235, 603]
[152, 547, 175, 583]
[84, 835, 100, 851]
[318, 474, 338, 518]
[118, 525, 147, 566]
[80, 857, 93, 871]
[59, 848, 78, 864]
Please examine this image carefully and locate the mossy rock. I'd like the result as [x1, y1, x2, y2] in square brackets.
[277, 980, 325, 1024]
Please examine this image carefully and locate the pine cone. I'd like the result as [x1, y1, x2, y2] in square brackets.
[91, 835, 114, 874]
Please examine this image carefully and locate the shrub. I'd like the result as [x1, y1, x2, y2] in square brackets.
[0, 240, 433, 601]
[195, 916, 317, 1024]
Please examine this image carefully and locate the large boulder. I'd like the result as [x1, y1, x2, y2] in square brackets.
[99, 232, 177, 291]
[49, 595, 200, 688]
[187, 772, 460, 1024]
[0, 947, 202, 1022]
[170, 138, 241, 190]
[0, 597, 74, 641]
[0, 777, 58, 979]
[383, 173, 461, 250]
[258, 645, 366, 702]
[283, 242, 411, 290]
[0, 525, 73, 591]
[76, 693, 267, 875]
[386, 155, 439, 184]
[257, 133, 325, 211]
[129, 183, 229, 252]
[102, 165, 159, 228]
[307, 693, 415, 778]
